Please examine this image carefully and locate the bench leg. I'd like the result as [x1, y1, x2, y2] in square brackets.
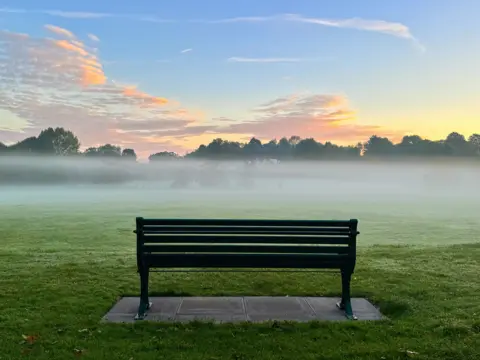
[135, 267, 152, 320]
[336, 269, 357, 320]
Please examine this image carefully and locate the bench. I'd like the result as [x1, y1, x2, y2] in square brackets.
[134, 217, 360, 320]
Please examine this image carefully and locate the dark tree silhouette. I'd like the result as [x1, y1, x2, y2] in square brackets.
[122, 148, 137, 160]
[1, 126, 479, 161]
[363, 135, 396, 156]
[468, 134, 480, 155]
[149, 151, 179, 162]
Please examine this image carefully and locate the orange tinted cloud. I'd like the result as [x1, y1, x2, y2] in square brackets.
[81, 64, 106, 86]
[122, 86, 169, 106]
[222, 94, 405, 142]
[44, 24, 74, 38]
[50, 38, 106, 86]
[54, 39, 89, 56]
[0, 27, 204, 155]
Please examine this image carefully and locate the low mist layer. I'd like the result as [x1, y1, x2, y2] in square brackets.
[1, 156, 478, 206]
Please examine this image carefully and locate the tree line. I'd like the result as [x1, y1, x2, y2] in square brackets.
[1, 127, 479, 161]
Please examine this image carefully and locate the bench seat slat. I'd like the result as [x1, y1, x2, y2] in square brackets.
[144, 253, 350, 269]
[141, 218, 351, 227]
[141, 244, 350, 254]
[142, 235, 350, 245]
[142, 228, 351, 235]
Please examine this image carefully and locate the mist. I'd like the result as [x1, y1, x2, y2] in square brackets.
[1, 156, 479, 213]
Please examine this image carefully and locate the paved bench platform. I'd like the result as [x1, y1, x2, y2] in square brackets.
[102, 297, 384, 323]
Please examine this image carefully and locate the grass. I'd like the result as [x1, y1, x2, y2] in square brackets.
[1, 195, 479, 360]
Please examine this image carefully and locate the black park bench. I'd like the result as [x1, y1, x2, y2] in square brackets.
[134, 217, 360, 320]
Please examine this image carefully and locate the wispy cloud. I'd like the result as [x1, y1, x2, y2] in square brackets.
[88, 33, 100, 42]
[180, 48, 192, 54]
[44, 24, 75, 38]
[0, 8, 423, 50]
[203, 13, 424, 51]
[43, 10, 112, 19]
[0, 7, 173, 22]
[227, 57, 302, 63]
[286, 14, 425, 51]
[199, 16, 273, 24]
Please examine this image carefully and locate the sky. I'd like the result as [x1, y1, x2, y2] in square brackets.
[0, 0, 479, 157]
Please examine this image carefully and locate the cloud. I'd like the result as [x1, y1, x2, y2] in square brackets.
[180, 48, 192, 54]
[214, 94, 404, 143]
[227, 57, 302, 63]
[286, 14, 425, 51]
[0, 7, 172, 22]
[0, 27, 203, 157]
[151, 93, 405, 149]
[88, 33, 100, 42]
[196, 16, 273, 24]
[43, 10, 112, 19]
[121, 86, 169, 106]
[44, 24, 75, 38]
[0, 8, 423, 50]
[204, 13, 424, 51]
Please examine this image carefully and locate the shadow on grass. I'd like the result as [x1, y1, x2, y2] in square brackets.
[373, 299, 411, 319]
[123, 290, 194, 297]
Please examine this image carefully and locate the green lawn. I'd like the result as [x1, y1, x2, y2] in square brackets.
[1, 196, 479, 360]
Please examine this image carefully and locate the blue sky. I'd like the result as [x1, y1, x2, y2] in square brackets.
[0, 0, 478, 156]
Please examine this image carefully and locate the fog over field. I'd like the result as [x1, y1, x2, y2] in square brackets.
[1, 156, 478, 212]
[1, 156, 479, 249]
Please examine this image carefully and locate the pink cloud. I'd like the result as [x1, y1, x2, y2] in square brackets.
[0, 27, 204, 154]
[220, 94, 404, 143]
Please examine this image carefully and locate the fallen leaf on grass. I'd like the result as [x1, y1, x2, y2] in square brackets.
[405, 350, 419, 357]
[74, 348, 85, 356]
[78, 329, 89, 333]
[21, 335, 38, 345]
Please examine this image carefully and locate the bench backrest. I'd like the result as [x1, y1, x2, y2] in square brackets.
[135, 218, 359, 270]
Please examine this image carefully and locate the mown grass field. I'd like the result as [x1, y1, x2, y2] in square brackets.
[1, 193, 479, 360]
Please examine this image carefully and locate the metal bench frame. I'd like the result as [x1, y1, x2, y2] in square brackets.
[134, 217, 359, 320]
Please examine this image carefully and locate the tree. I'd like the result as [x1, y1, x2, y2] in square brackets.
[288, 136, 301, 147]
[277, 137, 292, 159]
[148, 151, 179, 162]
[84, 147, 99, 157]
[444, 132, 471, 156]
[263, 140, 278, 158]
[397, 135, 425, 156]
[96, 144, 121, 157]
[295, 138, 321, 159]
[468, 134, 480, 154]
[37, 127, 80, 155]
[243, 138, 263, 159]
[122, 148, 137, 161]
[7, 136, 39, 153]
[363, 135, 396, 156]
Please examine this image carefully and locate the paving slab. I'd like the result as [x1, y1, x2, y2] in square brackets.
[245, 296, 316, 322]
[102, 296, 384, 323]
